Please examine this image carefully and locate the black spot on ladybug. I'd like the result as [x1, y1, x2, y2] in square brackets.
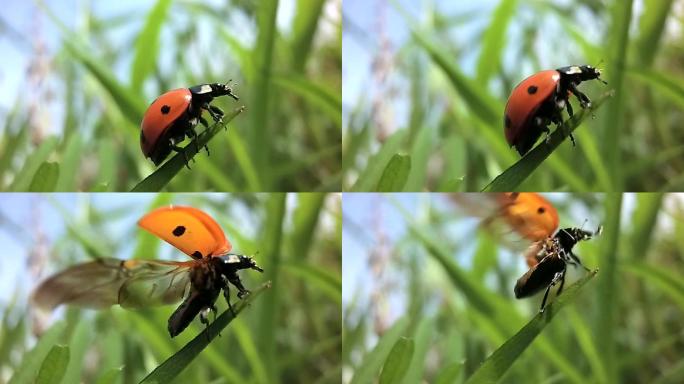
[161, 105, 171, 114]
[537, 207, 545, 214]
[505, 115, 512, 129]
[140, 130, 146, 143]
[527, 85, 538, 94]
[192, 251, 203, 259]
[172, 226, 186, 236]
[510, 192, 519, 199]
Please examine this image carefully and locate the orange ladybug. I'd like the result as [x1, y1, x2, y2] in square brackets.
[140, 83, 239, 166]
[33, 206, 263, 337]
[452, 193, 599, 311]
[504, 66, 605, 155]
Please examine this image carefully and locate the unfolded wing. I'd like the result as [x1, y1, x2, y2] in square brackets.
[33, 258, 193, 311]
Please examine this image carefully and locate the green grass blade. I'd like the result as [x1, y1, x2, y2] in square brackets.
[139, 281, 271, 383]
[476, 0, 518, 83]
[629, 193, 663, 259]
[622, 262, 684, 310]
[601, 0, 634, 191]
[272, 74, 341, 127]
[596, 193, 623, 383]
[8, 322, 66, 384]
[404, 125, 432, 191]
[289, 193, 326, 258]
[0, 106, 27, 184]
[464, 270, 599, 384]
[434, 362, 463, 384]
[55, 133, 83, 191]
[248, 0, 279, 189]
[627, 68, 684, 108]
[291, 0, 325, 71]
[225, 131, 262, 192]
[350, 129, 407, 191]
[377, 154, 411, 192]
[131, 106, 244, 191]
[406, 20, 499, 126]
[194, 158, 238, 191]
[379, 337, 414, 384]
[231, 318, 269, 384]
[635, 0, 674, 66]
[130, 0, 172, 92]
[9, 137, 58, 192]
[38, 1, 145, 124]
[389, 196, 495, 314]
[350, 317, 410, 384]
[402, 316, 434, 384]
[28, 161, 60, 192]
[281, 261, 341, 304]
[481, 91, 613, 191]
[35, 345, 70, 384]
[257, 194, 286, 384]
[567, 308, 608, 383]
[95, 367, 123, 384]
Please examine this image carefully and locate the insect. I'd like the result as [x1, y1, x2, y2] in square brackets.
[140, 82, 239, 167]
[32, 206, 263, 337]
[514, 226, 601, 312]
[453, 193, 599, 311]
[504, 65, 606, 155]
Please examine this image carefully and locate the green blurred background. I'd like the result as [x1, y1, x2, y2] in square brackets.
[0, 0, 341, 192]
[0, 193, 341, 383]
[342, 0, 684, 192]
[343, 193, 684, 383]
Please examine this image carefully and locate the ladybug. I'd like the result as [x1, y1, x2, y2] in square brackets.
[504, 65, 606, 156]
[515, 226, 601, 312]
[140, 82, 239, 166]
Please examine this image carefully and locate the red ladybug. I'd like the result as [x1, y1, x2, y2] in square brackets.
[140, 82, 239, 166]
[504, 65, 605, 156]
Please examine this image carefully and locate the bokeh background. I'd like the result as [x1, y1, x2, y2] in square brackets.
[0, 193, 341, 383]
[343, 193, 684, 383]
[0, 0, 341, 192]
[343, 0, 684, 191]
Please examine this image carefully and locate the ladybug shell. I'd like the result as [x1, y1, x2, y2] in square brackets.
[495, 192, 559, 242]
[140, 88, 192, 156]
[504, 70, 560, 146]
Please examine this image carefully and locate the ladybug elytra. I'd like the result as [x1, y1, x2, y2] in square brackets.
[504, 65, 606, 156]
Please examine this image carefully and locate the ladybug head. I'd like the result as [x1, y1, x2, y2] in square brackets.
[218, 253, 264, 272]
[556, 225, 602, 251]
[580, 65, 607, 84]
[210, 82, 240, 100]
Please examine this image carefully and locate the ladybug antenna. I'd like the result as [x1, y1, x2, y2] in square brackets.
[594, 60, 608, 84]
[580, 218, 589, 231]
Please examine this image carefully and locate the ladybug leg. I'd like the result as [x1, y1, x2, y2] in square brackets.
[222, 279, 236, 316]
[565, 98, 574, 117]
[556, 271, 566, 296]
[566, 251, 591, 272]
[204, 103, 224, 123]
[169, 140, 192, 169]
[540, 270, 565, 313]
[552, 98, 576, 146]
[198, 116, 212, 155]
[568, 82, 591, 108]
[209, 105, 224, 119]
[199, 115, 210, 129]
[199, 306, 215, 339]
